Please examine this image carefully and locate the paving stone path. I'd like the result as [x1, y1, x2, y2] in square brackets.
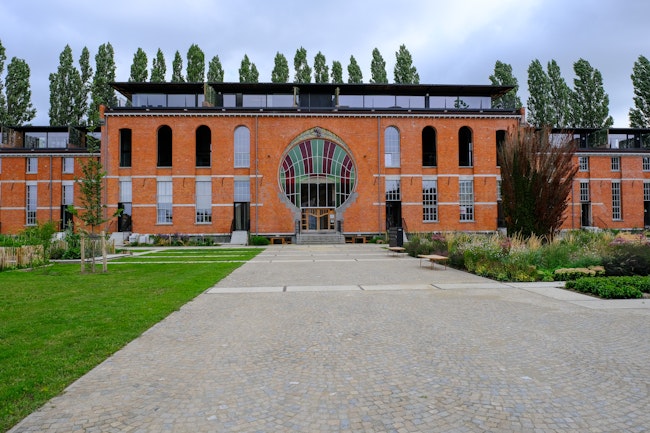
[9, 244, 650, 432]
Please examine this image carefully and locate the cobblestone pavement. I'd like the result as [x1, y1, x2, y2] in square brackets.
[9, 245, 650, 432]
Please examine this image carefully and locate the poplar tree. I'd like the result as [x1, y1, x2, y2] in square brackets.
[79, 46, 92, 124]
[186, 44, 205, 82]
[370, 48, 388, 84]
[171, 50, 184, 82]
[571, 58, 613, 128]
[150, 48, 167, 82]
[293, 47, 312, 83]
[129, 48, 148, 82]
[489, 60, 522, 109]
[89, 42, 117, 125]
[0, 39, 5, 124]
[347, 55, 362, 84]
[5, 57, 36, 125]
[629, 54, 650, 128]
[207, 55, 224, 82]
[547, 60, 572, 128]
[499, 126, 578, 239]
[239, 54, 259, 83]
[331, 60, 343, 84]
[271, 52, 289, 83]
[49, 45, 83, 125]
[526, 59, 553, 127]
[394, 44, 419, 84]
[314, 51, 329, 83]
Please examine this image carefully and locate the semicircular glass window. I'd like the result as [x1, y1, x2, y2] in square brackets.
[279, 139, 356, 208]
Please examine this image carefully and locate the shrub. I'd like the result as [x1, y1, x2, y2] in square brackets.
[565, 276, 647, 299]
[602, 243, 650, 276]
[249, 235, 270, 246]
[554, 266, 605, 281]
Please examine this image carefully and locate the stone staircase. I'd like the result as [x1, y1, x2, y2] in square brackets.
[296, 232, 346, 245]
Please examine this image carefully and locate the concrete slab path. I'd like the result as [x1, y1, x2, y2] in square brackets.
[9, 244, 650, 432]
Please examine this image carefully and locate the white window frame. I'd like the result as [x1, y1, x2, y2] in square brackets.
[459, 179, 474, 221]
[644, 181, 650, 202]
[63, 157, 74, 174]
[643, 156, 650, 172]
[26, 184, 37, 225]
[195, 180, 212, 223]
[119, 180, 133, 203]
[612, 181, 621, 221]
[611, 156, 621, 172]
[422, 179, 438, 222]
[579, 181, 590, 202]
[578, 156, 589, 172]
[385, 179, 401, 201]
[384, 126, 400, 168]
[62, 183, 74, 206]
[234, 179, 251, 202]
[27, 157, 38, 174]
[156, 180, 173, 224]
[234, 126, 250, 168]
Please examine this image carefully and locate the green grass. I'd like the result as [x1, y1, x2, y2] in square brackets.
[0, 248, 262, 432]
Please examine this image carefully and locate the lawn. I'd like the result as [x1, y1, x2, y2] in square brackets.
[0, 247, 262, 432]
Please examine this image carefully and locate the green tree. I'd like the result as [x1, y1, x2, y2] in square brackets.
[499, 126, 578, 239]
[78, 47, 92, 124]
[207, 55, 224, 82]
[89, 42, 117, 125]
[129, 47, 148, 82]
[547, 60, 572, 128]
[629, 55, 650, 127]
[48, 45, 83, 126]
[271, 52, 289, 83]
[314, 51, 329, 83]
[171, 50, 184, 82]
[347, 55, 363, 84]
[526, 59, 553, 127]
[394, 44, 419, 84]
[5, 57, 36, 125]
[489, 60, 522, 109]
[186, 44, 205, 82]
[150, 48, 166, 82]
[331, 60, 343, 84]
[293, 47, 312, 83]
[571, 58, 613, 128]
[370, 48, 388, 84]
[0, 39, 6, 124]
[239, 54, 259, 83]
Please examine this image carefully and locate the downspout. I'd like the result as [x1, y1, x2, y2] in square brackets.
[255, 115, 259, 234]
[377, 116, 381, 233]
[49, 155, 53, 223]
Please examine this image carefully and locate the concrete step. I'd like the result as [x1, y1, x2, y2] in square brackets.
[230, 231, 249, 245]
[296, 233, 345, 245]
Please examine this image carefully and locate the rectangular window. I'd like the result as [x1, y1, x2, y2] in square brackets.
[644, 182, 650, 202]
[63, 157, 74, 174]
[27, 157, 38, 174]
[611, 156, 621, 171]
[385, 179, 401, 201]
[234, 179, 250, 202]
[234, 128, 250, 168]
[26, 184, 37, 225]
[579, 181, 590, 202]
[643, 156, 650, 171]
[459, 179, 474, 221]
[496, 179, 502, 201]
[119, 180, 133, 203]
[422, 180, 438, 222]
[612, 181, 621, 220]
[120, 129, 132, 167]
[62, 183, 73, 206]
[384, 127, 400, 168]
[195, 180, 212, 223]
[156, 180, 173, 224]
[578, 156, 589, 172]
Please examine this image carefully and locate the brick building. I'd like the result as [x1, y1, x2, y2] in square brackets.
[1, 82, 649, 242]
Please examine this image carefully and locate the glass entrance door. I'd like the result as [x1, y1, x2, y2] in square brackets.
[300, 181, 335, 231]
[302, 208, 335, 231]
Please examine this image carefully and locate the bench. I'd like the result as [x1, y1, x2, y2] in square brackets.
[418, 254, 449, 270]
[386, 246, 406, 257]
[270, 237, 286, 244]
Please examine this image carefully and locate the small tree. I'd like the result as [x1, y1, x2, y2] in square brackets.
[5, 57, 36, 125]
[171, 50, 184, 82]
[186, 44, 205, 82]
[129, 47, 148, 82]
[394, 44, 419, 84]
[331, 60, 343, 84]
[629, 54, 650, 127]
[499, 126, 578, 239]
[370, 48, 388, 84]
[347, 55, 363, 84]
[207, 55, 224, 82]
[271, 52, 289, 83]
[239, 54, 258, 83]
[571, 58, 613, 128]
[489, 60, 522, 109]
[150, 48, 167, 82]
[313, 51, 329, 83]
[293, 47, 312, 83]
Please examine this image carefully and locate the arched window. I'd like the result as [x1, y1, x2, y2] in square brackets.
[422, 126, 437, 167]
[385, 126, 400, 168]
[234, 126, 250, 168]
[496, 130, 506, 166]
[459, 126, 472, 167]
[196, 125, 211, 167]
[157, 125, 172, 167]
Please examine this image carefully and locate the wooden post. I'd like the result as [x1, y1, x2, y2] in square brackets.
[101, 230, 107, 273]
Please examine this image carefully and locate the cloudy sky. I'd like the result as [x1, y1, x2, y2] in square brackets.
[1, 0, 647, 126]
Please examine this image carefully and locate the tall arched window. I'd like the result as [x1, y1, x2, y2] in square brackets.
[234, 126, 250, 168]
[422, 126, 437, 167]
[459, 126, 472, 167]
[157, 125, 172, 167]
[385, 126, 400, 168]
[196, 125, 211, 167]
